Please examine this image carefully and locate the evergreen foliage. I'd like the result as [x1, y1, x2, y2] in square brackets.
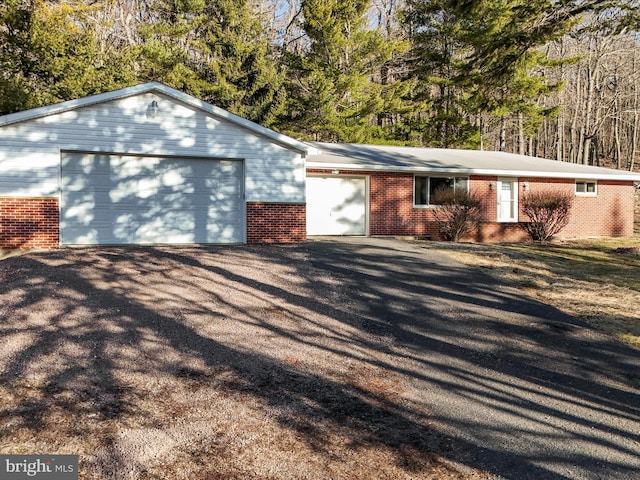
[403, 0, 576, 149]
[0, 0, 636, 158]
[402, 1, 478, 147]
[279, 0, 415, 142]
[137, 0, 285, 126]
[458, 1, 571, 149]
[199, 0, 286, 125]
[0, 0, 133, 115]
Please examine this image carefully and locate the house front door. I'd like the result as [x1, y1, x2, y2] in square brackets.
[497, 178, 518, 222]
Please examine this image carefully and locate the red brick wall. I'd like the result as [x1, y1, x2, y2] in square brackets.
[466, 176, 529, 242]
[0, 197, 59, 249]
[369, 171, 428, 236]
[521, 177, 636, 238]
[246, 202, 306, 243]
[307, 169, 637, 241]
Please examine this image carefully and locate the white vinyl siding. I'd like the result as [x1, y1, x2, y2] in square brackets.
[0, 92, 304, 202]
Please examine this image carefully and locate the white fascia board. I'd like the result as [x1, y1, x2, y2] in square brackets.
[0, 82, 312, 154]
[305, 161, 640, 181]
[0, 83, 159, 127]
[302, 144, 322, 155]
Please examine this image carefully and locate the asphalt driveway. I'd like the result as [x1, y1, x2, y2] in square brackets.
[0, 238, 638, 479]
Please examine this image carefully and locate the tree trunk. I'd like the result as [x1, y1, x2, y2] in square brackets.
[556, 115, 564, 161]
[630, 90, 639, 171]
[583, 137, 591, 165]
[630, 52, 639, 171]
[614, 101, 622, 169]
[518, 113, 525, 155]
[570, 65, 581, 163]
[499, 115, 506, 152]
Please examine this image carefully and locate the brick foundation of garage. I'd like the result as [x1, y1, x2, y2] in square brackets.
[0, 197, 59, 249]
[246, 202, 306, 243]
[0, 199, 307, 248]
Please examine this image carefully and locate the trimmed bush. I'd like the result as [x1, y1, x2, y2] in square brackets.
[521, 191, 573, 242]
[431, 189, 482, 242]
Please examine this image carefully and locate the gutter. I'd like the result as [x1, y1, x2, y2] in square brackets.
[305, 162, 640, 182]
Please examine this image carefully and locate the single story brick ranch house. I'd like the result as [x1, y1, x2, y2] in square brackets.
[305, 143, 640, 242]
[0, 82, 638, 248]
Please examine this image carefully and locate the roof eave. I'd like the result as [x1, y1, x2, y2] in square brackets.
[0, 83, 161, 128]
[305, 161, 640, 181]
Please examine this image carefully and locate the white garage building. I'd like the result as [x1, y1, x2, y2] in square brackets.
[0, 83, 312, 248]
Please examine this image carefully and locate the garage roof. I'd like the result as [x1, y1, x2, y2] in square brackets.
[0, 82, 314, 154]
[306, 142, 640, 181]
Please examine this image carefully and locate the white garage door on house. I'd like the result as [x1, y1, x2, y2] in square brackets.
[60, 152, 244, 245]
[306, 175, 367, 235]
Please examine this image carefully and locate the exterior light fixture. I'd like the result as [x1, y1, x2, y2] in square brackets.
[489, 181, 496, 191]
[523, 181, 530, 191]
[148, 100, 159, 119]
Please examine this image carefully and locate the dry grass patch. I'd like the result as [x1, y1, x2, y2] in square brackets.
[0, 363, 479, 480]
[0, 249, 31, 261]
[431, 237, 640, 348]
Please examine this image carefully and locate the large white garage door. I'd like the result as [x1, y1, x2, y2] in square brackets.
[60, 153, 244, 245]
[306, 176, 366, 235]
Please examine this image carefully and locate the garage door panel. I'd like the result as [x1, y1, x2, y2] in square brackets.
[61, 153, 244, 245]
[306, 176, 366, 236]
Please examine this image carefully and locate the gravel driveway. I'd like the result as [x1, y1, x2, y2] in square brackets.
[0, 238, 638, 479]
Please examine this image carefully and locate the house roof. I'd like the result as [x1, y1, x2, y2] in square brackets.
[0, 82, 314, 154]
[306, 142, 640, 181]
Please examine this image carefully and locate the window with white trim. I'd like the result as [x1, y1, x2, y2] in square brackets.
[414, 175, 469, 206]
[575, 180, 597, 195]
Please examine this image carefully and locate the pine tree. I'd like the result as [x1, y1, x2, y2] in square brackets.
[200, 0, 285, 126]
[0, 0, 133, 114]
[458, 0, 572, 151]
[136, 0, 211, 99]
[0, 0, 36, 113]
[279, 0, 411, 143]
[137, 0, 285, 126]
[404, 0, 579, 150]
[403, 0, 479, 148]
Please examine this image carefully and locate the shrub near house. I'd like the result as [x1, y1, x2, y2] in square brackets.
[520, 191, 573, 242]
[431, 189, 482, 242]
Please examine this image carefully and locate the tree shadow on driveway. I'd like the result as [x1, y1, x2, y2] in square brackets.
[0, 238, 638, 479]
